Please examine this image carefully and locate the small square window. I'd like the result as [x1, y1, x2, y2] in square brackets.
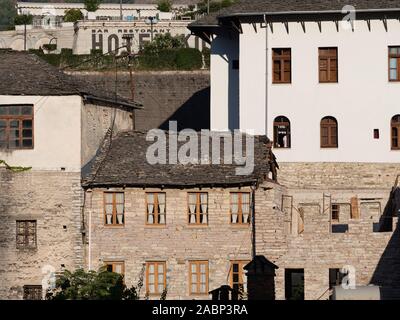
[23, 285, 42, 300]
[374, 129, 380, 139]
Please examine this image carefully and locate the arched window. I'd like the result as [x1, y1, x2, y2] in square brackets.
[273, 116, 291, 148]
[392, 115, 400, 150]
[321, 116, 338, 148]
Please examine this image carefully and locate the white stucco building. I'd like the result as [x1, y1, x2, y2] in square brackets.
[189, 0, 400, 164]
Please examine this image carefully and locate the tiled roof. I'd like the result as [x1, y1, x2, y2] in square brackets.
[0, 50, 140, 108]
[83, 130, 273, 188]
[189, 0, 400, 27]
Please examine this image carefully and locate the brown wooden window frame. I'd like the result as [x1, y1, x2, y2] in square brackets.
[104, 261, 125, 275]
[391, 115, 400, 150]
[23, 285, 42, 300]
[319, 47, 338, 83]
[230, 192, 251, 225]
[16, 220, 37, 249]
[104, 192, 125, 226]
[189, 261, 209, 295]
[146, 192, 166, 226]
[272, 48, 292, 84]
[0, 104, 34, 150]
[230, 260, 250, 294]
[320, 116, 338, 148]
[146, 261, 166, 296]
[188, 192, 208, 225]
[331, 204, 340, 222]
[273, 116, 291, 149]
[389, 46, 400, 82]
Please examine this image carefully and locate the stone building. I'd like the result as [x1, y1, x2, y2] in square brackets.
[0, 50, 140, 299]
[187, 0, 400, 299]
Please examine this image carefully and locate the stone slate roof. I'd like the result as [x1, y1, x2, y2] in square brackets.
[190, 0, 400, 27]
[0, 50, 140, 108]
[83, 131, 273, 188]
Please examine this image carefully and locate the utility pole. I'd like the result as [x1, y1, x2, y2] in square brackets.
[24, 22, 27, 51]
[120, 0, 123, 20]
[207, 0, 210, 14]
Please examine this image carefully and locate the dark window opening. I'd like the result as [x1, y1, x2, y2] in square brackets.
[16, 220, 37, 249]
[232, 60, 239, 70]
[374, 129, 380, 139]
[285, 269, 304, 300]
[23, 285, 42, 300]
[391, 115, 400, 150]
[331, 224, 349, 233]
[273, 116, 291, 148]
[329, 268, 348, 299]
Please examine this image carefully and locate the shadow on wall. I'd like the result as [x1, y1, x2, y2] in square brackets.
[159, 86, 210, 131]
[370, 187, 400, 299]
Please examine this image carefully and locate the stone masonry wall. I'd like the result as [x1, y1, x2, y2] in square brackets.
[0, 169, 83, 299]
[85, 187, 253, 300]
[259, 163, 400, 300]
[70, 71, 210, 132]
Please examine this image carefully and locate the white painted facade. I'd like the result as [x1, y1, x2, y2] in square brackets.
[16, 2, 191, 21]
[0, 95, 82, 171]
[210, 19, 400, 163]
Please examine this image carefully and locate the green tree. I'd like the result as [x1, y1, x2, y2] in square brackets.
[46, 268, 140, 300]
[0, 0, 17, 31]
[84, 0, 101, 12]
[63, 9, 84, 23]
[14, 14, 33, 26]
[142, 33, 185, 55]
[157, 0, 172, 12]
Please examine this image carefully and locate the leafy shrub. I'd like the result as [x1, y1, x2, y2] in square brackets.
[63, 9, 83, 23]
[14, 14, 33, 25]
[157, 0, 172, 12]
[84, 0, 101, 12]
[176, 48, 202, 70]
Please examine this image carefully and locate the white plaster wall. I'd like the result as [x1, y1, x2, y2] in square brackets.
[265, 19, 400, 163]
[210, 30, 239, 131]
[239, 23, 267, 135]
[0, 95, 82, 171]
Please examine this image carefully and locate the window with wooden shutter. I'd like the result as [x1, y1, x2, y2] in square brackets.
[272, 48, 291, 83]
[321, 117, 338, 148]
[16, 220, 37, 249]
[105, 261, 125, 275]
[0, 105, 33, 149]
[146, 193, 166, 225]
[391, 115, 400, 150]
[389, 47, 400, 81]
[146, 262, 166, 295]
[230, 261, 250, 295]
[188, 192, 208, 225]
[273, 116, 291, 148]
[319, 48, 338, 83]
[230, 193, 251, 225]
[104, 192, 125, 226]
[189, 261, 208, 295]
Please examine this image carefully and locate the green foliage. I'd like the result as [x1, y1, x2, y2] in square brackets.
[14, 14, 33, 26]
[197, 0, 238, 14]
[63, 9, 84, 22]
[42, 44, 57, 51]
[0, 160, 31, 173]
[84, 0, 101, 12]
[46, 268, 140, 300]
[175, 48, 203, 70]
[157, 0, 172, 12]
[0, 0, 17, 31]
[142, 33, 185, 55]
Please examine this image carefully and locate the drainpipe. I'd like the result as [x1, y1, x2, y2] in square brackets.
[251, 183, 257, 259]
[86, 189, 93, 270]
